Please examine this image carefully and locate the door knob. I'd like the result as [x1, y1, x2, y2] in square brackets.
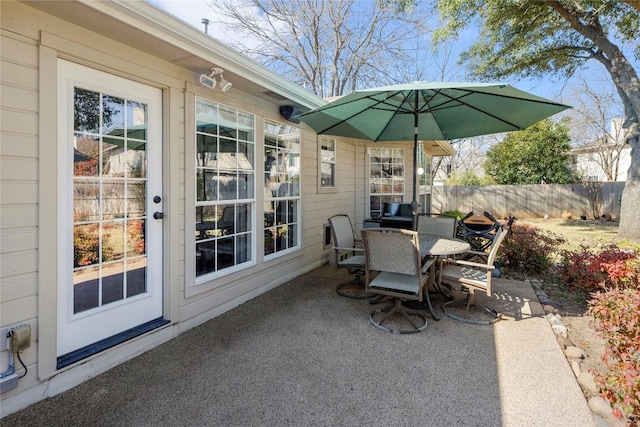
[153, 212, 164, 220]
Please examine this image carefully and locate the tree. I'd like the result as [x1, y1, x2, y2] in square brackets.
[431, 134, 497, 184]
[446, 170, 494, 186]
[484, 119, 579, 185]
[391, 0, 640, 240]
[211, 0, 430, 98]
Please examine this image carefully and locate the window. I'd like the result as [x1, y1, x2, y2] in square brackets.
[264, 119, 301, 257]
[320, 137, 336, 188]
[418, 142, 432, 214]
[195, 98, 255, 278]
[368, 148, 404, 218]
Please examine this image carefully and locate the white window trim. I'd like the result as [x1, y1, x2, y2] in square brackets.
[263, 118, 302, 260]
[185, 93, 258, 296]
[318, 136, 337, 193]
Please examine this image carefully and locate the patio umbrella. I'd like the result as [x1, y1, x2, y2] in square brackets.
[297, 81, 571, 227]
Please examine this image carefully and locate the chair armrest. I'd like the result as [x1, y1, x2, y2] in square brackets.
[453, 259, 494, 270]
[467, 250, 488, 256]
[332, 246, 364, 253]
[421, 257, 436, 274]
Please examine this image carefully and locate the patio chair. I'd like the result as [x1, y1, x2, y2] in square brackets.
[439, 225, 510, 325]
[361, 228, 428, 333]
[417, 214, 456, 238]
[327, 214, 370, 299]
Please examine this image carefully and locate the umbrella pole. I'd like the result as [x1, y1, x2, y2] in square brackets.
[411, 105, 419, 231]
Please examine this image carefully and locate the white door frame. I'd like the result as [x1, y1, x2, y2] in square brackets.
[56, 59, 164, 359]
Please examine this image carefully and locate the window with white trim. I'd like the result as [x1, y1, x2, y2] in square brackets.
[320, 137, 336, 188]
[263, 119, 301, 257]
[418, 142, 432, 213]
[195, 98, 255, 278]
[368, 148, 404, 218]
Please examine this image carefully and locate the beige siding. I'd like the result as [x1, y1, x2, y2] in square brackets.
[0, 0, 349, 414]
[0, 27, 40, 375]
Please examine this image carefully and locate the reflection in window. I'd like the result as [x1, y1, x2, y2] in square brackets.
[195, 98, 255, 278]
[368, 148, 405, 218]
[264, 119, 300, 257]
[320, 137, 336, 188]
[72, 87, 148, 313]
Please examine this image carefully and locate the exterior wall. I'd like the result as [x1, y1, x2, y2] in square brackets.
[0, 1, 348, 415]
[0, 7, 40, 407]
[575, 145, 631, 182]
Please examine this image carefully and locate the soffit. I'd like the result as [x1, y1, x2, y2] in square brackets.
[20, 0, 323, 110]
[424, 140, 455, 157]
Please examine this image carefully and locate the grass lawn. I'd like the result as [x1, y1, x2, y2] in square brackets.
[517, 217, 619, 251]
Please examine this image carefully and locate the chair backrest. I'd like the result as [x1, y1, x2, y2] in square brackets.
[417, 215, 456, 238]
[361, 228, 421, 276]
[328, 214, 356, 248]
[486, 225, 509, 268]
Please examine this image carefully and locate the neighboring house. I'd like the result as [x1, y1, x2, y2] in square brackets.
[572, 118, 631, 182]
[0, 0, 453, 415]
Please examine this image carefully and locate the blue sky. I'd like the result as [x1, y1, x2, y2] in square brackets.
[149, 0, 625, 118]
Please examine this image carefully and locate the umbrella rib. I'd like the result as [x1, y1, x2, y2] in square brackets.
[310, 91, 411, 136]
[424, 90, 522, 129]
[370, 91, 413, 141]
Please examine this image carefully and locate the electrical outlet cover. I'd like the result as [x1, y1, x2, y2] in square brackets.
[9, 325, 31, 352]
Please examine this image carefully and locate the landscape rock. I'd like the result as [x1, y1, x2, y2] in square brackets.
[546, 313, 563, 326]
[558, 336, 575, 348]
[588, 396, 628, 427]
[543, 304, 555, 313]
[570, 359, 582, 377]
[552, 324, 568, 338]
[530, 279, 543, 290]
[564, 346, 587, 359]
[578, 371, 599, 396]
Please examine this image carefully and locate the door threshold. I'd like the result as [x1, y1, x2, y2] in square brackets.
[57, 317, 170, 369]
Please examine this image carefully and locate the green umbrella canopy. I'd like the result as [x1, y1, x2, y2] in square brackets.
[297, 81, 570, 225]
[297, 81, 571, 141]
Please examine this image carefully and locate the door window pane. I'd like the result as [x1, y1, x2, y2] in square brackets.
[72, 87, 151, 314]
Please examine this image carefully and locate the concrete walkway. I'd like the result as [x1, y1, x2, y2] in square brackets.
[2, 265, 595, 426]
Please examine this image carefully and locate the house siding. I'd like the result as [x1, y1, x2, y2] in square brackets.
[0, 22, 41, 397]
[0, 0, 345, 415]
[0, 0, 446, 416]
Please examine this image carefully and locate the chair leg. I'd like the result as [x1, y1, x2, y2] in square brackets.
[335, 270, 375, 299]
[370, 299, 428, 334]
[442, 292, 502, 325]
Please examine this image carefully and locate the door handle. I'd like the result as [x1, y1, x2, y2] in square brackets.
[153, 212, 164, 220]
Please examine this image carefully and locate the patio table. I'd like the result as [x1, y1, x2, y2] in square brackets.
[414, 234, 471, 321]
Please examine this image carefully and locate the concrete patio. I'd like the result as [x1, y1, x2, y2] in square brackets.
[2, 264, 595, 426]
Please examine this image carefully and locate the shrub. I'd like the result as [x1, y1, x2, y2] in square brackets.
[560, 245, 639, 293]
[440, 210, 464, 220]
[74, 224, 116, 267]
[498, 223, 565, 275]
[588, 287, 640, 423]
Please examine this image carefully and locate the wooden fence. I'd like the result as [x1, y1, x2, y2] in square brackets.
[431, 182, 625, 219]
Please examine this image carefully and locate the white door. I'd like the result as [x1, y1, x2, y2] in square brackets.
[57, 60, 164, 362]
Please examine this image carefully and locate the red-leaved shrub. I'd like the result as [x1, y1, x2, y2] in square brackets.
[588, 287, 640, 423]
[560, 245, 638, 293]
